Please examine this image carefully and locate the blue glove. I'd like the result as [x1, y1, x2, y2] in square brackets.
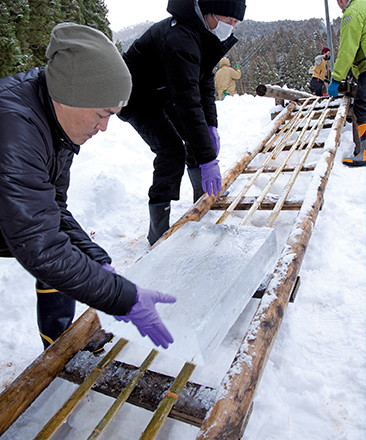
[328, 79, 341, 97]
[208, 126, 220, 156]
[114, 286, 176, 348]
[102, 262, 117, 274]
[199, 159, 222, 196]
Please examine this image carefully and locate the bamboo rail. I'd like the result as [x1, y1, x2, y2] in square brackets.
[87, 349, 159, 439]
[35, 338, 129, 440]
[196, 95, 351, 439]
[140, 362, 196, 439]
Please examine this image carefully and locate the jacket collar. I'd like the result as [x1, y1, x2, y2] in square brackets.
[39, 69, 80, 155]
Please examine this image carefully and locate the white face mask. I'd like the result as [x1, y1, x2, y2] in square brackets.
[210, 15, 234, 41]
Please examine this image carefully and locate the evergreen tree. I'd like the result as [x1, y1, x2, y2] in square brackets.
[0, 1, 30, 77]
[27, 0, 63, 67]
[79, 0, 112, 40]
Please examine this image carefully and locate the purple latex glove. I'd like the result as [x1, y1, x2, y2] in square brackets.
[114, 286, 176, 348]
[208, 126, 220, 156]
[102, 262, 117, 274]
[199, 159, 222, 196]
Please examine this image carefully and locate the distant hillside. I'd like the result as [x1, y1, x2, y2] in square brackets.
[113, 17, 341, 94]
[113, 21, 154, 51]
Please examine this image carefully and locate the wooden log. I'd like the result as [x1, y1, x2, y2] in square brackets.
[0, 308, 101, 436]
[150, 102, 296, 248]
[196, 95, 351, 439]
[211, 196, 303, 211]
[59, 351, 217, 427]
[256, 84, 313, 101]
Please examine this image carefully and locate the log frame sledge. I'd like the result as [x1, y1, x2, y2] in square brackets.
[0, 94, 350, 439]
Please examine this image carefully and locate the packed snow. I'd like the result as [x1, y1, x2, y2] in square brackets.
[0, 94, 365, 439]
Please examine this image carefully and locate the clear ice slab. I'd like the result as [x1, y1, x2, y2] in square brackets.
[98, 222, 277, 365]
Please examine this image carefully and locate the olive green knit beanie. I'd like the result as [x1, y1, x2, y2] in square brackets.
[45, 22, 132, 108]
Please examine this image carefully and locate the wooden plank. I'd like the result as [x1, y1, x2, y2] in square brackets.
[0, 308, 101, 436]
[212, 196, 303, 211]
[59, 351, 217, 427]
[196, 95, 351, 439]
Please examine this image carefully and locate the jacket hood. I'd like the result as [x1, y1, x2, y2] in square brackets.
[167, 0, 206, 28]
[219, 57, 230, 67]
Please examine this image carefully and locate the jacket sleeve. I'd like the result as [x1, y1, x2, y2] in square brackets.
[0, 112, 136, 315]
[230, 67, 242, 80]
[54, 153, 112, 264]
[332, 7, 364, 81]
[199, 70, 218, 127]
[164, 27, 217, 164]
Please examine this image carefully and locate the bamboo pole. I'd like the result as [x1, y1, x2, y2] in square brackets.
[150, 102, 296, 248]
[35, 337, 129, 440]
[195, 96, 350, 440]
[240, 108, 318, 226]
[0, 308, 101, 436]
[87, 349, 159, 440]
[262, 98, 313, 155]
[266, 109, 331, 227]
[240, 99, 330, 226]
[215, 101, 314, 225]
[140, 362, 196, 440]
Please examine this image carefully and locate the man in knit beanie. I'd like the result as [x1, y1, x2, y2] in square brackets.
[0, 23, 176, 352]
[119, 0, 246, 246]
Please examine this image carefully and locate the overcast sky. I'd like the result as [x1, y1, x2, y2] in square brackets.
[105, 0, 343, 31]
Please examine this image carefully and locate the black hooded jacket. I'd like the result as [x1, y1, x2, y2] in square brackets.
[0, 68, 136, 315]
[120, 0, 238, 165]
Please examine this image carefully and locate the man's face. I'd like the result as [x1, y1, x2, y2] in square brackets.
[337, 0, 348, 9]
[205, 14, 240, 29]
[53, 102, 121, 145]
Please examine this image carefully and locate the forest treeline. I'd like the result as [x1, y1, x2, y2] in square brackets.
[1, 1, 341, 94]
[0, 0, 111, 77]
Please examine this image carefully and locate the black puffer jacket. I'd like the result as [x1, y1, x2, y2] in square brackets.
[0, 68, 136, 315]
[120, 0, 238, 165]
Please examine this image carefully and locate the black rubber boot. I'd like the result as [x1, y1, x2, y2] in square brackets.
[187, 167, 204, 203]
[147, 202, 171, 245]
[36, 280, 75, 349]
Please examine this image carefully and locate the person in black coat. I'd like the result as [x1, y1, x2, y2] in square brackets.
[0, 23, 175, 350]
[119, 0, 246, 245]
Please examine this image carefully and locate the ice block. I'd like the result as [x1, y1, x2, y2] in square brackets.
[98, 222, 277, 365]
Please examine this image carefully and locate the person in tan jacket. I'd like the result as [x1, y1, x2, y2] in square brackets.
[215, 57, 241, 100]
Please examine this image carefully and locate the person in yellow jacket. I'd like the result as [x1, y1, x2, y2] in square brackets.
[311, 46, 331, 96]
[328, 0, 366, 166]
[215, 57, 241, 100]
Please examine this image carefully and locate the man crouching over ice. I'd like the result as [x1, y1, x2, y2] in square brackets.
[0, 23, 176, 351]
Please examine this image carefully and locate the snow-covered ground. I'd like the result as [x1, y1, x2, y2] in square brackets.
[0, 94, 365, 439]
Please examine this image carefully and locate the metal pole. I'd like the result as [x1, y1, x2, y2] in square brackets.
[324, 0, 335, 70]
